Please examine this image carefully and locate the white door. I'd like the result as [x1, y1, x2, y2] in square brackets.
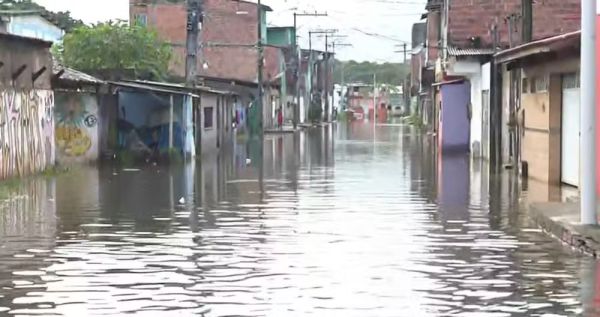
[561, 73, 580, 187]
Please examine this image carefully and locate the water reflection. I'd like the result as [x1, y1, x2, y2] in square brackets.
[0, 122, 599, 316]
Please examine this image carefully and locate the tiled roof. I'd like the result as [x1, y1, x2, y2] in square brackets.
[447, 46, 495, 56]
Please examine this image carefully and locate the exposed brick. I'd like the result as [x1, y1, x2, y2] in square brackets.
[130, 0, 278, 83]
[447, 0, 580, 48]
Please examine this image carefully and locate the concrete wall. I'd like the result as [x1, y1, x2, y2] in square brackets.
[0, 36, 54, 179]
[55, 92, 100, 165]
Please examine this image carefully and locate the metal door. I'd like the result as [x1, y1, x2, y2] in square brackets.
[561, 73, 580, 187]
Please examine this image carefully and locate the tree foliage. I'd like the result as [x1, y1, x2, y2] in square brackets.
[333, 60, 410, 86]
[55, 21, 173, 80]
[0, 0, 84, 32]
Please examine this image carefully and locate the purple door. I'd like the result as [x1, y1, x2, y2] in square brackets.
[440, 82, 471, 152]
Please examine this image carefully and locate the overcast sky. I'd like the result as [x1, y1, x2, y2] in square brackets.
[33, 0, 426, 63]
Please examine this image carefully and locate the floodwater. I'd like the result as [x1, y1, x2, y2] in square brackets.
[0, 122, 599, 316]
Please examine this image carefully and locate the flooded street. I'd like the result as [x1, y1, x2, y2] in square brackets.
[1, 122, 599, 316]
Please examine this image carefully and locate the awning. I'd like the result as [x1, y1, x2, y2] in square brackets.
[494, 30, 580, 64]
[447, 46, 495, 57]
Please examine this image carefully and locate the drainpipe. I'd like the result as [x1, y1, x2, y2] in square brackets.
[580, 0, 597, 225]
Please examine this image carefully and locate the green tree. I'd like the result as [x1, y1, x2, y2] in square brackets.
[333, 60, 410, 86]
[55, 21, 173, 80]
[0, 0, 84, 32]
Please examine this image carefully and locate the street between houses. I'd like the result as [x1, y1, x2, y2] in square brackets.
[0, 122, 599, 316]
[2, 0, 600, 315]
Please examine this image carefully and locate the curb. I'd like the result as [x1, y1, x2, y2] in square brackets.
[529, 202, 600, 257]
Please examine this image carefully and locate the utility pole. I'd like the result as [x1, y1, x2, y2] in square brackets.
[373, 73, 377, 124]
[308, 29, 337, 123]
[324, 33, 330, 122]
[580, 0, 597, 225]
[293, 11, 327, 129]
[394, 43, 410, 64]
[490, 24, 501, 171]
[256, 0, 264, 136]
[186, 0, 202, 87]
[521, 0, 532, 43]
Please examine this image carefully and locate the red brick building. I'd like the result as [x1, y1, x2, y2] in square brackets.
[443, 0, 580, 50]
[418, 0, 581, 161]
[129, 0, 280, 83]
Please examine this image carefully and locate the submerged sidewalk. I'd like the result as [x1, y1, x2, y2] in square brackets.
[529, 202, 600, 257]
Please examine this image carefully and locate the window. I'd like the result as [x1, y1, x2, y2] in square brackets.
[134, 14, 147, 26]
[204, 107, 214, 129]
[522, 78, 529, 94]
[562, 73, 579, 89]
[530, 75, 549, 93]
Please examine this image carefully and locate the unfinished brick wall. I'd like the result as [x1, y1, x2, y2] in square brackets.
[447, 0, 580, 48]
[130, 0, 273, 83]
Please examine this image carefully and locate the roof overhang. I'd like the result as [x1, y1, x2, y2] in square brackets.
[110, 81, 200, 97]
[494, 30, 581, 64]
[448, 46, 495, 57]
[432, 78, 465, 87]
[52, 61, 103, 86]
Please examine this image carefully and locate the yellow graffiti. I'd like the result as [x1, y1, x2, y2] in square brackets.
[56, 125, 91, 157]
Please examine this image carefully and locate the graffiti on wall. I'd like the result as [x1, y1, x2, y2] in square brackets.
[55, 93, 99, 161]
[0, 90, 55, 179]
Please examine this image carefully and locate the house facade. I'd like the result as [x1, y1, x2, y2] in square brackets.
[0, 33, 54, 179]
[130, 0, 285, 130]
[420, 0, 580, 160]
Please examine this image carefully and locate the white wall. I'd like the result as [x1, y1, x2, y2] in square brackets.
[482, 63, 491, 90]
[481, 62, 491, 159]
[8, 16, 64, 43]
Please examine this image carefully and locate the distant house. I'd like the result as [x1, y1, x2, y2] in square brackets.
[267, 26, 295, 47]
[0, 10, 64, 42]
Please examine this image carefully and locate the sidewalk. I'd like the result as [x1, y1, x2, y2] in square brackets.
[529, 202, 600, 257]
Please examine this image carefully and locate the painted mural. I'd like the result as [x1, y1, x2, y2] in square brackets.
[0, 90, 55, 179]
[55, 93, 99, 164]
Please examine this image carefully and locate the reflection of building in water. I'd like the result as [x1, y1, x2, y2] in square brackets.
[0, 178, 57, 307]
[437, 153, 470, 221]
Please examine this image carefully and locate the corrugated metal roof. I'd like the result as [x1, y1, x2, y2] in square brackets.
[127, 80, 234, 96]
[110, 81, 199, 97]
[52, 61, 103, 84]
[447, 46, 495, 56]
[494, 30, 580, 63]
